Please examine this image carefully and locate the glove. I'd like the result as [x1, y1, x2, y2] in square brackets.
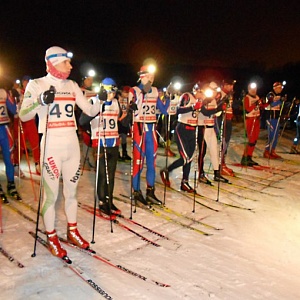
[98, 86, 107, 101]
[38, 86, 56, 106]
[142, 81, 152, 94]
[192, 101, 202, 111]
[129, 102, 138, 111]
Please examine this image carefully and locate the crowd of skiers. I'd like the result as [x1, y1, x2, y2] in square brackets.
[0, 45, 299, 260]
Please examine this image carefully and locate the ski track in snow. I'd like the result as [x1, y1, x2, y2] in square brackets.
[1, 123, 300, 299]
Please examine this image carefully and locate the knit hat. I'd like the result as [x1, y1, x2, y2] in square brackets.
[45, 46, 73, 66]
[273, 82, 282, 88]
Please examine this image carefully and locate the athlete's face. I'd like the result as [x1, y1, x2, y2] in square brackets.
[141, 73, 155, 85]
[55, 59, 72, 75]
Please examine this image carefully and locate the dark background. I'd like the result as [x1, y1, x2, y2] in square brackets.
[1, 0, 300, 97]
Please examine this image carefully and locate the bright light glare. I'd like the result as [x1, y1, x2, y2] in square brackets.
[94, 86, 100, 93]
[88, 69, 96, 77]
[148, 64, 156, 74]
[282, 80, 286, 86]
[250, 82, 257, 89]
[174, 82, 182, 90]
[204, 89, 213, 98]
[15, 79, 20, 84]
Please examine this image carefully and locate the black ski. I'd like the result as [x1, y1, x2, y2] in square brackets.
[79, 203, 161, 247]
[29, 232, 113, 299]
[79, 202, 170, 240]
[116, 195, 213, 236]
[0, 245, 25, 268]
[38, 230, 170, 288]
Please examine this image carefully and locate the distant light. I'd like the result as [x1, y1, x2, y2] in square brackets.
[15, 79, 20, 84]
[282, 80, 286, 86]
[163, 87, 167, 92]
[94, 86, 100, 93]
[250, 82, 257, 89]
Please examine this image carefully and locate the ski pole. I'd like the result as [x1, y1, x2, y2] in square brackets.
[217, 105, 226, 202]
[101, 105, 114, 233]
[278, 97, 296, 145]
[193, 119, 199, 213]
[91, 113, 101, 244]
[162, 114, 171, 205]
[32, 105, 50, 258]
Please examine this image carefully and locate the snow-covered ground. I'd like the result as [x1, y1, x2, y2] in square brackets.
[1, 122, 300, 300]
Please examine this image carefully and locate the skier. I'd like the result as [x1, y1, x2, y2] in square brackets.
[10, 76, 41, 176]
[80, 78, 122, 217]
[79, 74, 97, 171]
[215, 79, 236, 176]
[197, 82, 229, 183]
[264, 82, 287, 159]
[117, 85, 132, 161]
[0, 88, 21, 204]
[128, 65, 170, 206]
[160, 88, 202, 192]
[19, 46, 101, 258]
[241, 82, 268, 166]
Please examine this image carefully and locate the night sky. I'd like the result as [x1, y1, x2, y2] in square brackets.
[1, 0, 300, 94]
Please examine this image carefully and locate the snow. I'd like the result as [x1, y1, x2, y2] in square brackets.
[1, 122, 300, 300]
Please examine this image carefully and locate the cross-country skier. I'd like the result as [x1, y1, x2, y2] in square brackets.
[128, 65, 170, 206]
[0, 88, 21, 203]
[19, 46, 101, 259]
[264, 82, 287, 159]
[160, 88, 202, 192]
[80, 77, 123, 217]
[241, 82, 268, 166]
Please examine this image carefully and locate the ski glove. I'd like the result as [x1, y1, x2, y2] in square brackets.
[129, 102, 138, 111]
[39, 86, 56, 106]
[98, 86, 107, 101]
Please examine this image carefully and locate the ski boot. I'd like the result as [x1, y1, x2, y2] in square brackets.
[146, 187, 162, 205]
[111, 202, 121, 216]
[290, 145, 299, 154]
[46, 229, 68, 258]
[214, 170, 229, 183]
[221, 164, 235, 176]
[198, 173, 212, 185]
[160, 168, 171, 187]
[180, 180, 195, 193]
[164, 148, 175, 157]
[14, 164, 25, 178]
[99, 201, 116, 220]
[263, 150, 271, 159]
[7, 181, 22, 200]
[67, 223, 90, 249]
[0, 184, 9, 204]
[241, 156, 255, 167]
[133, 190, 149, 206]
[122, 151, 131, 161]
[270, 150, 282, 159]
[247, 156, 259, 166]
